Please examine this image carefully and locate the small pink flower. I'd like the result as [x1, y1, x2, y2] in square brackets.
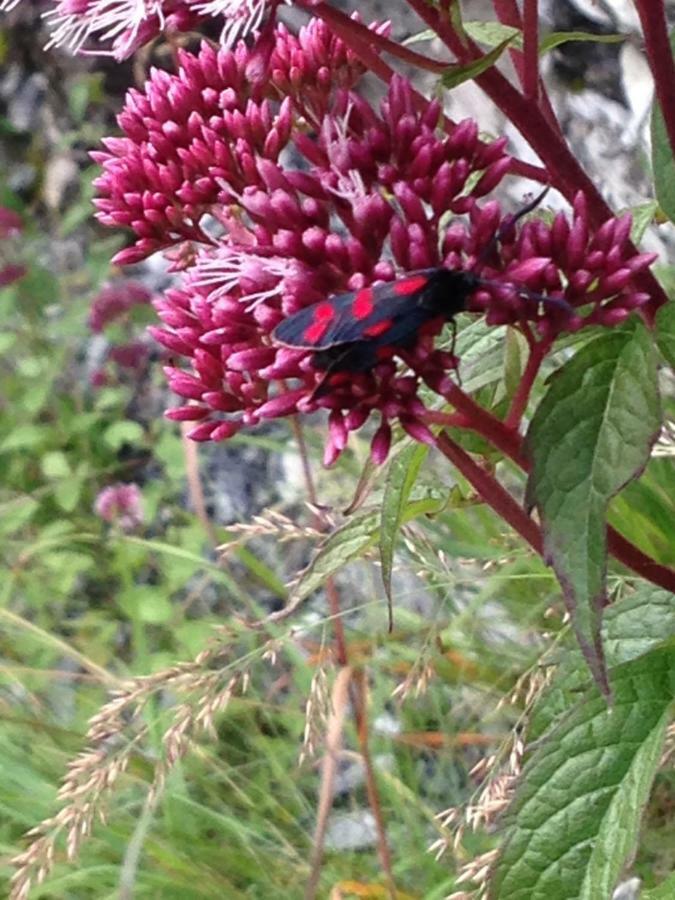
[0, 206, 26, 287]
[88, 280, 152, 332]
[94, 483, 144, 530]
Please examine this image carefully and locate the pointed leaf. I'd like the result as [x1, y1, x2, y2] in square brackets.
[441, 36, 518, 90]
[489, 647, 675, 900]
[379, 443, 428, 612]
[526, 323, 661, 693]
[539, 30, 625, 56]
[529, 585, 675, 740]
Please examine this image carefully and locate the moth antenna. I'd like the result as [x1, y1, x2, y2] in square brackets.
[475, 185, 550, 269]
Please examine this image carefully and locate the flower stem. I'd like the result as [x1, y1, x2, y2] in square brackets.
[634, 0, 675, 163]
[522, 0, 539, 101]
[504, 339, 547, 428]
[435, 385, 675, 593]
[435, 431, 543, 552]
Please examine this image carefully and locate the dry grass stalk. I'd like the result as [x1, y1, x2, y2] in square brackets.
[10, 631, 247, 899]
[429, 668, 549, 897]
[298, 656, 333, 767]
[219, 509, 323, 550]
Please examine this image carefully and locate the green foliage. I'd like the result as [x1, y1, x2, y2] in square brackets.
[526, 322, 661, 692]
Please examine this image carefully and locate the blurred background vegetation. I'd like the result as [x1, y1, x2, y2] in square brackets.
[1, 7, 674, 900]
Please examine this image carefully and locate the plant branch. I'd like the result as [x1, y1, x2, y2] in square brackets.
[634, 0, 675, 164]
[522, 0, 539, 101]
[433, 385, 675, 593]
[504, 339, 548, 428]
[350, 669, 396, 899]
[435, 431, 543, 552]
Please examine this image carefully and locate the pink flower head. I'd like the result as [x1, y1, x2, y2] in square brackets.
[93, 20, 656, 465]
[0, 206, 26, 287]
[94, 482, 144, 530]
[456, 194, 656, 337]
[91, 18, 389, 264]
[88, 279, 152, 332]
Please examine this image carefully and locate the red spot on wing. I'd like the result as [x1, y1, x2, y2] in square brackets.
[352, 288, 375, 319]
[393, 274, 429, 296]
[363, 319, 393, 338]
[302, 302, 336, 344]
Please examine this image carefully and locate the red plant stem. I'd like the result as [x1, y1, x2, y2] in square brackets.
[350, 669, 396, 899]
[492, 0, 561, 133]
[504, 339, 548, 428]
[634, 0, 675, 163]
[404, 0, 669, 317]
[435, 432, 543, 552]
[522, 0, 539, 101]
[325, 580, 349, 666]
[306, 0, 548, 184]
[432, 385, 675, 593]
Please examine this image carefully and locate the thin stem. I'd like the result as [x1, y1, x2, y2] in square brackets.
[504, 339, 547, 428]
[435, 432, 543, 552]
[291, 416, 318, 508]
[434, 385, 675, 593]
[325, 579, 349, 667]
[522, 0, 539, 102]
[350, 669, 396, 899]
[635, 0, 675, 164]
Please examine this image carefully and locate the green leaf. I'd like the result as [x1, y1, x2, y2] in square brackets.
[380, 443, 428, 617]
[489, 647, 675, 900]
[529, 584, 675, 745]
[628, 200, 659, 243]
[525, 323, 661, 693]
[464, 21, 521, 49]
[0, 424, 49, 452]
[103, 420, 145, 450]
[651, 31, 675, 223]
[41, 450, 71, 479]
[655, 300, 675, 369]
[539, 30, 626, 56]
[291, 494, 445, 606]
[118, 586, 174, 624]
[441, 36, 518, 90]
[53, 478, 83, 512]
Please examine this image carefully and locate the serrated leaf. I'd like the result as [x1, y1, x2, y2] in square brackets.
[529, 584, 675, 748]
[441, 36, 518, 90]
[489, 647, 675, 900]
[655, 300, 675, 368]
[539, 30, 625, 56]
[291, 494, 445, 605]
[651, 31, 675, 223]
[380, 443, 428, 619]
[0, 424, 49, 452]
[525, 324, 661, 694]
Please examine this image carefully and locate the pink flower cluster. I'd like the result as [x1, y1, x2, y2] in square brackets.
[88, 279, 152, 332]
[91, 19, 657, 464]
[0, 207, 27, 287]
[94, 482, 144, 530]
